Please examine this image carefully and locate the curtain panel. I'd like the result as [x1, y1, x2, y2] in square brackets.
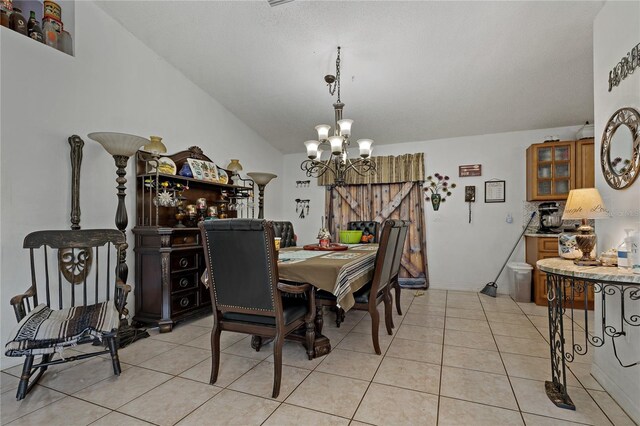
[317, 153, 425, 186]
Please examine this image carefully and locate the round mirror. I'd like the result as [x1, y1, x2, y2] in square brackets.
[600, 107, 640, 190]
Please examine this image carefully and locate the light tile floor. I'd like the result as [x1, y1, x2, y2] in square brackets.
[1, 290, 636, 425]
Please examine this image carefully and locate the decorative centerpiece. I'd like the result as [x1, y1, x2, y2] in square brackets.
[424, 173, 456, 211]
[317, 216, 331, 248]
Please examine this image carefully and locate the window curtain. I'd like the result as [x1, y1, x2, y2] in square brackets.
[322, 153, 429, 288]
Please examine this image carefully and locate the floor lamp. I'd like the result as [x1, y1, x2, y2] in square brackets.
[88, 132, 148, 282]
[247, 172, 277, 219]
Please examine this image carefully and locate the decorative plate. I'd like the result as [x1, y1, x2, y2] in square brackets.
[156, 157, 176, 175]
[217, 168, 229, 184]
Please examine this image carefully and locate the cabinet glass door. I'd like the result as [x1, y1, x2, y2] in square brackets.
[538, 165, 552, 179]
[555, 163, 570, 178]
[554, 146, 570, 161]
[538, 181, 552, 195]
[555, 180, 570, 194]
[538, 147, 552, 162]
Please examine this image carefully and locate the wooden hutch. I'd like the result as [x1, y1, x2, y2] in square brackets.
[132, 147, 253, 332]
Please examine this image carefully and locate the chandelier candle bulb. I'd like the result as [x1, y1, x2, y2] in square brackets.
[315, 124, 331, 141]
[328, 136, 344, 154]
[357, 139, 373, 158]
[337, 119, 353, 137]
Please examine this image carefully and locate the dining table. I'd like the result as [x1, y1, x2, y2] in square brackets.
[251, 243, 379, 358]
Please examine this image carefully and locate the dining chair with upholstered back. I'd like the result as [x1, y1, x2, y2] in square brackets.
[389, 220, 410, 321]
[5, 229, 130, 400]
[272, 221, 296, 247]
[199, 219, 315, 398]
[316, 219, 401, 354]
[347, 221, 379, 243]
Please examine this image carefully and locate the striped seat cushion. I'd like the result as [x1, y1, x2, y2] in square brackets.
[5, 301, 119, 357]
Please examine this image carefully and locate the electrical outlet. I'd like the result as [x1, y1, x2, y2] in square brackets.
[506, 213, 513, 223]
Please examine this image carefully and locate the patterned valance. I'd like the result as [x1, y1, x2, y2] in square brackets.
[318, 153, 425, 186]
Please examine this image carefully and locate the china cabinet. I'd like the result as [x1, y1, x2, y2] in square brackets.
[132, 147, 254, 331]
[526, 139, 594, 201]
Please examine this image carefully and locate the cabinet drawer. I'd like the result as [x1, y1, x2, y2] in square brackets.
[171, 272, 199, 293]
[538, 238, 559, 253]
[172, 291, 198, 313]
[171, 232, 200, 247]
[171, 251, 199, 271]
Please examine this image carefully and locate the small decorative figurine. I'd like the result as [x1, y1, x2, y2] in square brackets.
[317, 216, 331, 248]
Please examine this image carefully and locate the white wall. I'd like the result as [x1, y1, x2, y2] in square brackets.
[284, 125, 582, 291]
[0, 1, 283, 368]
[592, 2, 640, 422]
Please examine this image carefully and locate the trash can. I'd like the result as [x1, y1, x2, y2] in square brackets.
[507, 262, 533, 303]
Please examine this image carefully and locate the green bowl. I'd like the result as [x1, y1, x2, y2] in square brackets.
[339, 230, 363, 244]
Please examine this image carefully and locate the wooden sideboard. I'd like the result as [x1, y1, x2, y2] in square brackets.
[132, 147, 253, 331]
[525, 235, 594, 309]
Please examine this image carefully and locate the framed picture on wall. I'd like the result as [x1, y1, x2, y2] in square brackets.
[485, 180, 506, 203]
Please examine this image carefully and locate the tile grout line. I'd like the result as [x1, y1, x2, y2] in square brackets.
[435, 289, 448, 426]
[479, 293, 527, 425]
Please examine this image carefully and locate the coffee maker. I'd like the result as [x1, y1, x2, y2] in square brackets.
[537, 202, 562, 234]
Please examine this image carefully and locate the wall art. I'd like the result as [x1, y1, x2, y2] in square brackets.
[608, 42, 639, 92]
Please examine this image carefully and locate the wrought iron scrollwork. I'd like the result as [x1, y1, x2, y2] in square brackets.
[545, 271, 640, 410]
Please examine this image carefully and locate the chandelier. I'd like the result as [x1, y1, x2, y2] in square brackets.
[300, 47, 376, 186]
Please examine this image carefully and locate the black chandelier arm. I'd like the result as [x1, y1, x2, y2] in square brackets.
[300, 158, 337, 179]
[343, 157, 377, 176]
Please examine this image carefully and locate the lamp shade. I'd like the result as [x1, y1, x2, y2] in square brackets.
[304, 140, 320, 159]
[562, 188, 609, 220]
[226, 159, 243, 173]
[337, 119, 353, 137]
[247, 172, 277, 186]
[314, 148, 323, 161]
[328, 136, 344, 155]
[357, 139, 373, 158]
[143, 135, 167, 154]
[88, 132, 148, 157]
[315, 124, 331, 141]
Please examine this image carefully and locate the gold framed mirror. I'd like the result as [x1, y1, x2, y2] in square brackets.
[600, 107, 640, 190]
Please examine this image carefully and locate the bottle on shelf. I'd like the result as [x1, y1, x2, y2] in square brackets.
[58, 28, 72, 54]
[9, 7, 27, 35]
[1, 10, 9, 28]
[42, 19, 57, 49]
[27, 11, 44, 43]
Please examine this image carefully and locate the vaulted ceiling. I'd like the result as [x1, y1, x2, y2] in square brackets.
[97, 1, 604, 154]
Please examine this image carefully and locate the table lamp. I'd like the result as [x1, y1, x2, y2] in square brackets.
[247, 172, 277, 219]
[88, 132, 149, 282]
[227, 159, 243, 185]
[561, 188, 609, 265]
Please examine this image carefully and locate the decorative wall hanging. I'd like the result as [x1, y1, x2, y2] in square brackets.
[296, 180, 311, 188]
[424, 173, 457, 211]
[465, 186, 476, 223]
[608, 42, 639, 92]
[459, 164, 482, 177]
[600, 107, 640, 190]
[295, 198, 310, 218]
[485, 179, 506, 203]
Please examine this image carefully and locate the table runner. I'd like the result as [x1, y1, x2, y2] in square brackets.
[278, 245, 378, 311]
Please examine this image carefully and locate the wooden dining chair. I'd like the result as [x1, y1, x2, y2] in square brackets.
[199, 219, 315, 398]
[272, 221, 296, 247]
[317, 219, 402, 354]
[347, 221, 379, 243]
[389, 220, 410, 322]
[5, 229, 130, 400]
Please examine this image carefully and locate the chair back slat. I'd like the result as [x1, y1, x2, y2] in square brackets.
[200, 219, 279, 315]
[95, 247, 100, 305]
[22, 229, 125, 311]
[29, 249, 39, 307]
